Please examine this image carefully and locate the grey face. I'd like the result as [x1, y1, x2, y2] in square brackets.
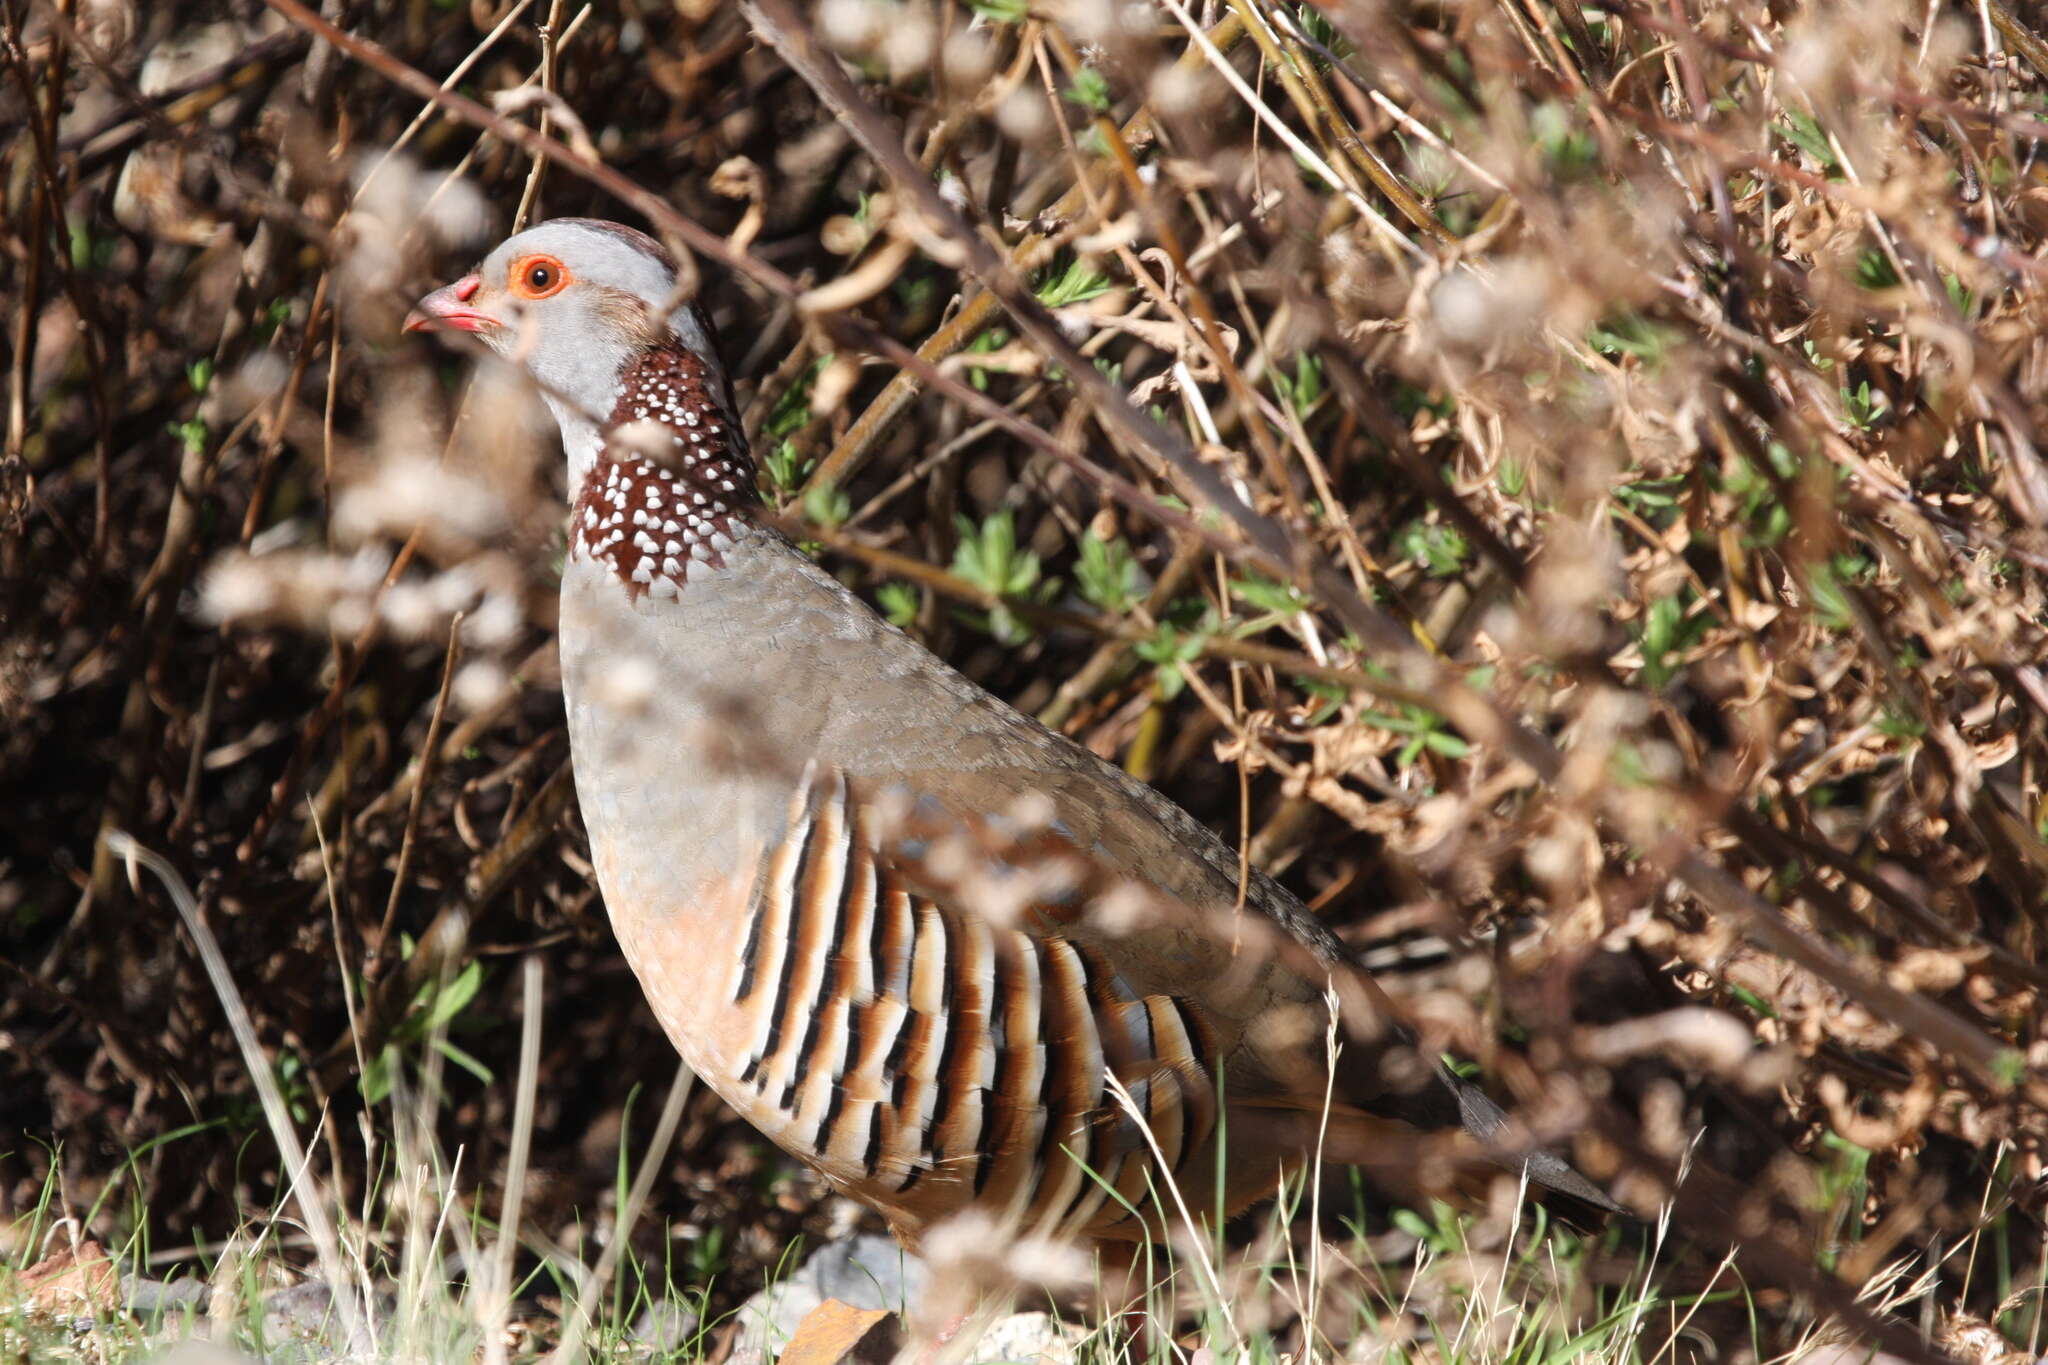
[408, 218, 716, 441]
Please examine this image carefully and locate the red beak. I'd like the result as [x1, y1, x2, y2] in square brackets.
[404, 274, 491, 334]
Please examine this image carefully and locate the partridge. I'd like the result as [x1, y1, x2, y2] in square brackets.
[407, 218, 1617, 1250]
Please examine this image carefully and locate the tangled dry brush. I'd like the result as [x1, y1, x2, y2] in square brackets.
[7, 0, 2048, 1358]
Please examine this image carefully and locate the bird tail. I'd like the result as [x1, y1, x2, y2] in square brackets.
[1435, 1067, 1626, 1215]
[1228, 1076, 1624, 1220]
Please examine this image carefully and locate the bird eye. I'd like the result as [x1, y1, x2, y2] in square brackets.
[511, 254, 570, 299]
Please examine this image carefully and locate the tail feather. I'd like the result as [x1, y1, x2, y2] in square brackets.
[1439, 1067, 1625, 1215]
[1229, 1070, 1625, 1220]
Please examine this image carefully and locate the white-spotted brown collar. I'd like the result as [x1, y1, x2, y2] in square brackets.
[569, 340, 755, 601]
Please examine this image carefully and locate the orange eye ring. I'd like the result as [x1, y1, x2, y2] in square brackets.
[510, 253, 571, 300]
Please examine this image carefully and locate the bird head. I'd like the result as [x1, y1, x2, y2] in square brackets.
[407, 217, 724, 479]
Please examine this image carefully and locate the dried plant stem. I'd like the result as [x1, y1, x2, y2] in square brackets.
[747, 0, 2028, 1103]
[481, 955, 543, 1365]
[1228, 0, 1450, 244]
[511, 0, 567, 232]
[546, 1060, 693, 1365]
[804, 13, 1250, 495]
[353, 0, 539, 207]
[371, 610, 464, 973]
[235, 524, 426, 861]
[105, 831, 374, 1357]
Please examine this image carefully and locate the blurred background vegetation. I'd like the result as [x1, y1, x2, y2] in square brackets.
[7, 0, 2048, 1361]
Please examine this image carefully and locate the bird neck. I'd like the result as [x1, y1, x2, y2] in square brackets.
[566, 341, 760, 604]
[555, 406, 607, 493]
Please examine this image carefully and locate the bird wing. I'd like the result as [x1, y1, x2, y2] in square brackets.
[772, 551, 1620, 1217]
[717, 764, 1275, 1242]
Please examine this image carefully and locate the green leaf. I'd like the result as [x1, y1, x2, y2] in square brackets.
[1777, 111, 1839, 170]
[1635, 590, 1711, 688]
[1229, 574, 1309, 616]
[361, 1045, 398, 1105]
[1293, 676, 1347, 725]
[1133, 621, 1205, 700]
[765, 356, 828, 440]
[1805, 560, 1853, 631]
[1034, 257, 1114, 308]
[1075, 531, 1142, 613]
[424, 960, 484, 1033]
[952, 510, 1051, 644]
[1393, 519, 1469, 577]
[953, 510, 1038, 597]
[1497, 457, 1527, 498]
[1727, 984, 1777, 1019]
[876, 582, 920, 628]
[802, 479, 851, 529]
[762, 439, 814, 497]
[1840, 379, 1888, 430]
[433, 1038, 495, 1086]
[1586, 312, 1677, 366]
[1066, 66, 1111, 113]
[1271, 352, 1325, 418]
[1941, 268, 1977, 316]
[1530, 100, 1598, 177]
[1853, 248, 1901, 291]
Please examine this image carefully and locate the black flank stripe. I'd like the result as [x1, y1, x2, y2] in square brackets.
[1079, 944, 1121, 1011]
[1033, 940, 1082, 1192]
[831, 802, 871, 1011]
[883, 984, 920, 1100]
[733, 833, 788, 1004]
[733, 898, 767, 1002]
[842, 1002, 870, 1086]
[971, 946, 1011, 1196]
[928, 919, 969, 1157]
[1059, 1131, 1112, 1227]
[781, 824, 850, 1111]
[1073, 945, 1125, 1071]
[815, 1080, 851, 1161]
[1169, 996, 1211, 1066]
[861, 1104, 883, 1177]
[753, 805, 822, 1088]
[842, 838, 877, 1005]
[869, 885, 895, 998]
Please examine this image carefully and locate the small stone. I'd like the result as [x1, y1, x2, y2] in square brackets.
[630, 1299, 700, 1352]
[967, 1310, 1084, 1365]
[122, 1273, 209, 1318]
